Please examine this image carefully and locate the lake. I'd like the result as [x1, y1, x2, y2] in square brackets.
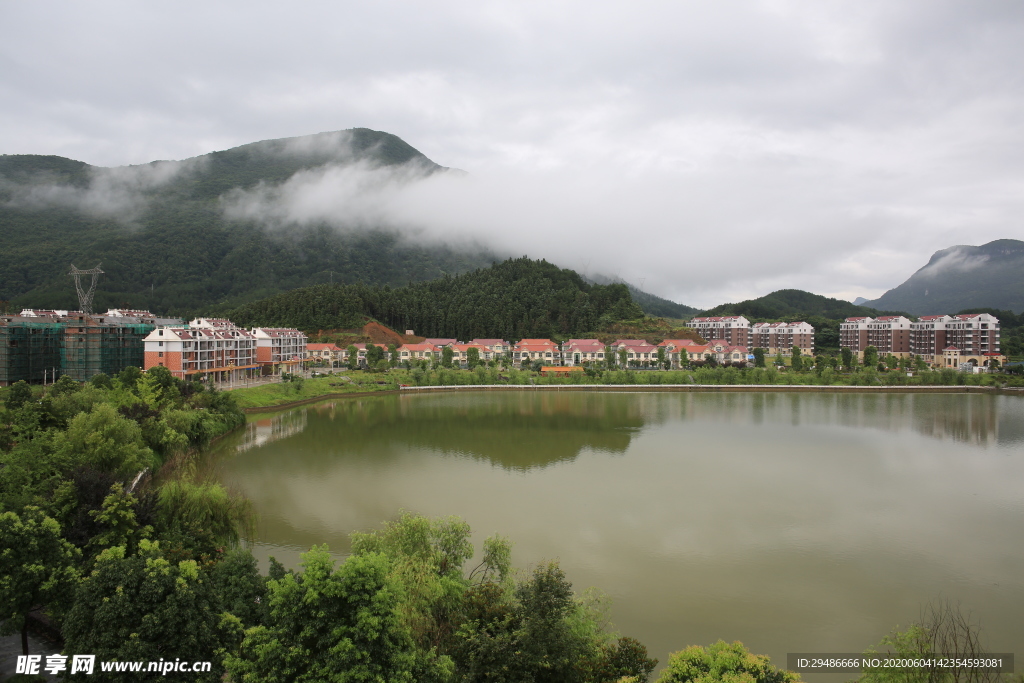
[209, 390, 1024, 674]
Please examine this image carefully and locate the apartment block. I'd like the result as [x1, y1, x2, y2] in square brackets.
[749, 321, 815, 356]
[144, 322, 257, 381]
[688, 316, 751, 346]
[252, 327, 308, 372]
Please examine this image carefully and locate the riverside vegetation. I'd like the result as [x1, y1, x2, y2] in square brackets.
[2, 372, 1019, 682]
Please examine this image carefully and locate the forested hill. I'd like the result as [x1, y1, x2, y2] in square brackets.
[862, 239, 1024, 315]
[702, 289, 905, 320]
[0, 129, 497, 314]
[225, 258, 645, 340]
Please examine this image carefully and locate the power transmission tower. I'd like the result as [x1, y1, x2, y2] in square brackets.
[69, 264, 104, 314]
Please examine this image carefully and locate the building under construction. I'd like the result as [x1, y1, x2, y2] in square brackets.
[0, 311, 182, 386]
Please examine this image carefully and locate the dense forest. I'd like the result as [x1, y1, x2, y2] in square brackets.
[225, 257, 645, 340]
[0, 130, 496, 314]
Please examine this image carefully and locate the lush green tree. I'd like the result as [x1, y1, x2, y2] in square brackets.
[790, 347, 803, 371]
[656, 640, 799, 683]
[365, 343, 385, 368]
[388, 343, 399, 368]
[863, 345, 879, 368]
[346, 344, 359, 370]
[0, 506, 80, 655]
[442, 346, 455, 368]
[63, 540, 226, 682]
[618, 348, 628, 367]
[209, 548, 268, 629]
[814, 355, 826, 375]
[225, 546, 423, 683]
[5, 380, 33, 410]
[657, 347, 668, 370]
[605, 345, 615, 368]
[752, 348, 766, 368]
[841, 347, 853, 369]
[54, 403, 156, 478]
[467, 346, 481, 369]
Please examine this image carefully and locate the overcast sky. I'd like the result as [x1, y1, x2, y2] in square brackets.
[3, 0, 1023, 308]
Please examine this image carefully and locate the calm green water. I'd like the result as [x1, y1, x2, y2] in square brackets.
[209, 390, 1024, 672]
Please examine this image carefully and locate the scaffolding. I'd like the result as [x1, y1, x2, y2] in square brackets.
[60, 317, 154, 382]
[0, 318, 65, 386]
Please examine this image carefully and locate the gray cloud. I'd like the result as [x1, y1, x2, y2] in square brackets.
[4, 158, 204, 222]
[2, 0, 1023, 307]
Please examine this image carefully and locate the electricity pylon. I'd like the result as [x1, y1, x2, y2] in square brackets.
[69, 264, 103, 314]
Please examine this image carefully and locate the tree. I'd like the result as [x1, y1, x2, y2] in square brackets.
[388, 343, 399, 368]
[366, 343, 385, 368]
[5, 380, 33, 410]
[466, 347, 481, 370]
[841, 347, 853, 370]
[63, 540, 226, 682]
[618, 348, 628, 367]
[0, 506, 80, 655]
[225, 546, 422, 683]
[863, 345, 879, 368]
[657, 347, 667, 370]
[605, 345, 615, 369]
[860, 601, 998, 683]
[346, 344, 359, 370]
[790, 346, 803, 371]
[814, 355, 826, 375]
[656, 640, 799, 683]
[54, 403, 156, 478]
[752, 348, 766, 368]
[442, 346, 455, 369]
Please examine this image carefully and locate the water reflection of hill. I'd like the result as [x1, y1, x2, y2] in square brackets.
[219, 391, 1022, 473]
[222, 392, 649, 471]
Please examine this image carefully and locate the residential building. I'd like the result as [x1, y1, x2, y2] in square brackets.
[143, 323, 257, 382]
[307, 343, 342, 364]
[687, 316, 750, 346]
[469, 339, 512, 357]
[252, 327, 308, 374]
[704, 340, 750, 365]
[424, 338, 458, 348]
[749, 321, 815, 356]
[397, 343, 438, 364]
[944, 313, 1000, 357]
[514, 339, 560, 364]
[657, 339, 699, 368]
[909, 315, 952, 359]
[840, 317, 873, 353]
[866, 316, 913, 356]
[562, 339, 606, 365]
[612, 339, 659, 367]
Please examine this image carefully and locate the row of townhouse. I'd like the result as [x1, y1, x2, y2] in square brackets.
[305, 335, 756, 371]
[143, 317, 307, 381]
[687, 317, 815, 355]
[840, 313, 1003, 366]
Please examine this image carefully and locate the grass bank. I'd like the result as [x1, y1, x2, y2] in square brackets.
[228, 372, 402, 410]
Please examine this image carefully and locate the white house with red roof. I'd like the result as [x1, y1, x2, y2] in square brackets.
[612, 339, 659, 367]
[397, 343, 438, 364]
[307, 343, 342, 364]
[562, 339, 606, 365]
[469, 339, 512, 356]
[513, 339, 560, 364]
[657, 339, 698, 368]
[703, 339, 750, 365]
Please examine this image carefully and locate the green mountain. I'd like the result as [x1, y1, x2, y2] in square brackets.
[226, 257, 644, 340]
[862, 239, 1024, 315]
[584, 275, 697, 318]
[0, 129, 496, 315]
[701, 289, 901, 321]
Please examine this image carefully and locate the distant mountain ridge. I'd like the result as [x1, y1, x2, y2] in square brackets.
[701, 289, 904, 321]
[863, 239, 1024, 315]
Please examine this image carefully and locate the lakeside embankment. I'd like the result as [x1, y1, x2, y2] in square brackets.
[230, 371, 1024, 412]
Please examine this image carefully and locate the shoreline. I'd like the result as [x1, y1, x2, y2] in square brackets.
[242, 383, 1023, 413]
